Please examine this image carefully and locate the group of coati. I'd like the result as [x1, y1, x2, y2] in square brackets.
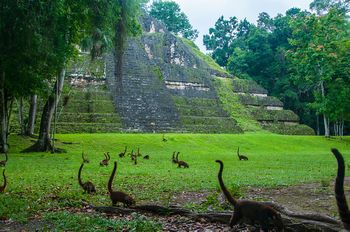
[78, 147, 350, 231]
[77, 146, 151, 205]
[1, 144, 350, 231]
[78, 153, 135, 206]
[118, 146, 149, 164]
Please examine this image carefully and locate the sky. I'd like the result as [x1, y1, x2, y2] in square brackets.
[169, 0, 314, 51]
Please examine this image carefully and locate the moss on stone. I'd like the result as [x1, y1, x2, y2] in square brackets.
[211, 77, 263, 132]
[179, 37, 229, 76]
[232, 78, 268, 94]
[262, 123, 315, 135]
[248, 108, 299, 122]
[238, 95, 283, 107]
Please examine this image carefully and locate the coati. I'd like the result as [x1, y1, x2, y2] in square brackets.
[0, 153, 8, 167]
[128, 149, 134, 157]
[0, 169, 6, 193]
[237, 147, 248, 161]
[119, 146, 127, 158]
[162, 134, 167, 142]
[133, 154, 137, 165]
[82, 152, 90, 163]
[176, 152, 189, 168]
[136, 147, 142, 157]
[108, 161, 135, 207]
[331, 148, 350, 230]
[78, 163, 96, 194]
[143, 155, 149, 159]
[215, 160, 283, 231]
[100, 152, 110, 166]
[172, 151, 177, 163]
[177, 160, 189, 168]
[131, 151, 136, 161]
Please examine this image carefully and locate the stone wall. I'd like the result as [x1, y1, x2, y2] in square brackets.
[231, 78, 314, 135]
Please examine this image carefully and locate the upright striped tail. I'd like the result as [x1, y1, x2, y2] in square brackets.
[332, 148, 350, 230]
[216, 160, 237, 207]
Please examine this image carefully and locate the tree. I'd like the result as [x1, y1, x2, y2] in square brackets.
[203, 16, 238, 66]
[0, 1, 57, 152]
[24, 0, 113, 152]
[288, 8, 349, 137]
[310, 0, 349, 14]
[149, 0, 198, 40]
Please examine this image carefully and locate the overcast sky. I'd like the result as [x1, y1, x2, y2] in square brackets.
[169, 0, 314, 51]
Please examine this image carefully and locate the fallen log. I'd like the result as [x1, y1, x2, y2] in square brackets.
[91, 203, 343, 231]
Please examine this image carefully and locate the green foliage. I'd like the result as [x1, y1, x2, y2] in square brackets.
[203, 16, 239, 66]
[288, 8, 350, 132]
[149, 1, 198, 40]
[206, 5, 350, 135]
[44, 211, 162, 232]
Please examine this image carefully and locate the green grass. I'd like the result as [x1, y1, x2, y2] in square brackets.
[1, 133, 349, 225]
[212, 77, 263, 132]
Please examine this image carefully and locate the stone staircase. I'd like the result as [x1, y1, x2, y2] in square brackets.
[56, 78, 123, 133]
[105, 39, 180, 132]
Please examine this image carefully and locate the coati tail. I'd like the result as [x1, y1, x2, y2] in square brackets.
[216, 160, 237, 207]
[108, 161, 117, 193]
[332, 148, 350, 230]
[78, 163, 84, 187]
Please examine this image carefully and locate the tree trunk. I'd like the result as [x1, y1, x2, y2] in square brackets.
[17, 97, 25, 135]
[340, 120, 344, 138]
[323, 115, 330, 137]
[114, 0, 127, 99]
[0, 71, 8, 153]
[320, 81, 330, 137]
[25, 95, 37, 136]
[24, 68, 65, 152]
[316, 114, 320, 136]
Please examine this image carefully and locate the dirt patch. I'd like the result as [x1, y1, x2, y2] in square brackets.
[0, 220, 52, 232]
[244, 178, 350, 219]
[170, 191, 210, 206]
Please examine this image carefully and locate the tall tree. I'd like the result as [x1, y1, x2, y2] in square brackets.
[203, 16, 238, 66]
[0, 1, 56, 152]
[149, 0, 198, 40]
[288, 8, 349, 137]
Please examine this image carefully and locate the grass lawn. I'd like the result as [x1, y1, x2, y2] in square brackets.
[0, 133, 349, 229]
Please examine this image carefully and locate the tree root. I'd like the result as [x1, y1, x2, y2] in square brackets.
[91, 203, 343, 231]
